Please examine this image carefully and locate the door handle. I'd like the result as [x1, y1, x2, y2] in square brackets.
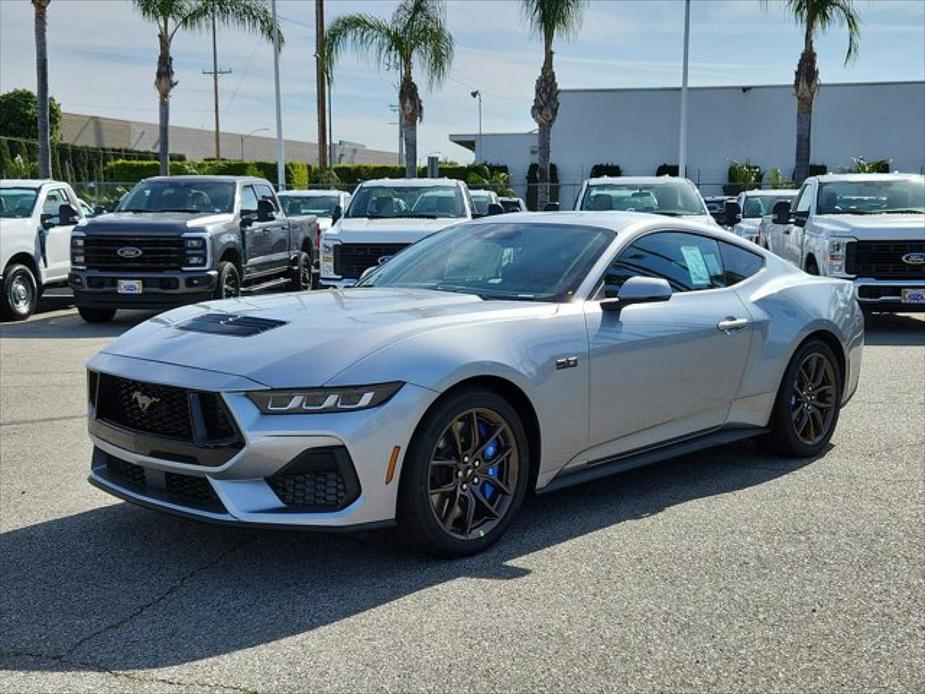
[717, 317, 749, 334]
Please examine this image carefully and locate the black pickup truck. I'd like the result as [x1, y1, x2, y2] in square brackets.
[69, 176, 318, 322]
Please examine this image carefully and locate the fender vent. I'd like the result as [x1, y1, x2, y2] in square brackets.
[177, 313, 287, 336]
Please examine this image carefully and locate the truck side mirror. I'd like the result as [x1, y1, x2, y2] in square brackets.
[772, 200, 792, 225]
[487, 202, 504, 216]
[256, 198, 276, 222]
[332, 205, 342, 224]
[59, 203, 79, 225]
[724, 201, 742, 227]
[543, 202, 560, 212]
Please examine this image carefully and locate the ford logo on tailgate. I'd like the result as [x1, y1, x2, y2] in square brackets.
[117, 246, 143, 259]
[901, 252, 925, 265]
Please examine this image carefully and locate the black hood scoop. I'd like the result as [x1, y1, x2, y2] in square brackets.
[177, 313, 287, 337]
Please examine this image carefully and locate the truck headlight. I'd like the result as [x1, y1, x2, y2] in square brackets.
[247, 382, 403, 414]
[320, 240, 338, 276]
[71, 235, 86, 266]
[826, 238, 855, 276]
[183, 235, 209, 269]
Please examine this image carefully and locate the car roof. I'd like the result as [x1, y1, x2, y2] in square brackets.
[141, 175, 267, 184]
[584, 176, 697, 186]
[1, 179, 55, 187]
[809, 173, 924, 183]
[358, 178, 463, 187]
[469, 189, 495, 195]
[743, 189, 800, 196]
[278, 189, 344, 196]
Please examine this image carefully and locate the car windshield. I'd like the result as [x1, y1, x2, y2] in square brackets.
[346, 185, 465, 219]
[357, 222, 614, 302]
[278, 194, 340, 217]
[580, 181, 706, 216]
[470, 192, 492, 215]
[119, 180, 236, 213]
[743, 194, 797, 218]
[817, 179, 925, 215]
[0, 187, 39, 218]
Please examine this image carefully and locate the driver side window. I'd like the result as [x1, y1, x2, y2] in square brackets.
[42, 189, 66, 215]
[240, 185, 259, 214]
[794, 185, 813, 215]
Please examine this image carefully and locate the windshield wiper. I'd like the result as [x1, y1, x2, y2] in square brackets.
[158, 208, 205, 213]
[392, 213, 438, 219]
[878, 209, 924, 214]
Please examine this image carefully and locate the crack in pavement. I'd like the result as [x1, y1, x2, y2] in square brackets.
[0, 650, 256, 693]
[0, 414, 86, 428]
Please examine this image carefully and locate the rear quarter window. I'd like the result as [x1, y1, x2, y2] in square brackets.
[720, 241, 764, 285]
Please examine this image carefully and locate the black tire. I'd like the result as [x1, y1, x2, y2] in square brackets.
[1, 264, 38, 321]
[77, 307, 116, 323]
[290, 251, 312, 291]
[765, 339, 843, 458]
[214, 261, 241, 300]
[397, 388, 530, 558]
[805, 257, 820, 275]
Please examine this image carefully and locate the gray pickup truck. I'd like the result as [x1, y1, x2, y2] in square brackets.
[69, 176, 319, 322]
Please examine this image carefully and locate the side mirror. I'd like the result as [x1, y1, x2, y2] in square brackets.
[93, 205, 105, 217]
[724, 201, 742, 227]
[543, 202, 559, 212]
[600, 276, 672, 313]
[331, 204, 342, 224]
[40, 213, 55, 228]
[487, 202, 505, 216]
[59, 203, 79, 225]
[772, 199, 792, 225]
[257, 198, 276, 222]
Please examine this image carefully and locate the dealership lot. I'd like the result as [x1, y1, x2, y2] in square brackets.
[1, 301, 923, 693]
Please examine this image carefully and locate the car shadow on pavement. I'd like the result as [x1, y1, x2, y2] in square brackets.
[863, 313, 925, 347]
[1, 439, 821, 673]
[0, 309, 154, 339]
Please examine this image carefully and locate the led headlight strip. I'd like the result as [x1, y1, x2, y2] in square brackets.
[247, 382, 403, 414]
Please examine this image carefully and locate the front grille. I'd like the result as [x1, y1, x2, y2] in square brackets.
[106, 456, 146, 489]
[83, 236, 186, 271]
[165, 472, 223, 510]
[333, 243, 408, 279]
[98, 374, 193, 440]
[847, 241, 925, 279]
[103, 453, 224, 512]
[198, 392, 237, 441]
[268, 471, 348, 509]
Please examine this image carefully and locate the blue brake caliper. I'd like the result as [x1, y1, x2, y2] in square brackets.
[478, 422, 500, 501]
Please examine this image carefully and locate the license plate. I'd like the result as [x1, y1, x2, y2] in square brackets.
[901, 288, 925, 304]
[117, 280, 143, 295]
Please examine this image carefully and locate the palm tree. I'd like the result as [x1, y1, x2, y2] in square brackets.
[767, 0, 861, 183]
[132, 0, 281, 175]
[523, 0, 586, 209]
[32, 0, 51, 178]
[326, 0, 454, 177]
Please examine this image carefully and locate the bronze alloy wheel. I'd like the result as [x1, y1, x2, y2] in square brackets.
[427, 408, 520, 540]
[790, 351, 837, 446]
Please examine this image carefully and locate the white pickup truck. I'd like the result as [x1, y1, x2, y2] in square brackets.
[762, 173, 925, 313]
[573, 175, 717, 225]
[320, 178, 475, 287]
[1, 179, 84, 320]
[725, 188, 799, 244]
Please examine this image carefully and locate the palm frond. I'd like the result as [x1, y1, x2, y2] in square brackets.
[325, 13, 400, 84]
[768, 0, 862, 64]
[401, 0, 454, 86]
[179, 0, 281, 47]
[522, 0, 587, 47]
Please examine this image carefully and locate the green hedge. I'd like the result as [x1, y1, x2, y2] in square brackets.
[526, 162, 559, 211]
[101, 158, 311, 189]
[320, 162, 508, 186]
[589, 163, 622, 178]
[807, 163, 828, 177]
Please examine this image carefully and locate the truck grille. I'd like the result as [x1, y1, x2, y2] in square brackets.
[333, 243, 408, 279]
[846, 241, 925, 279]
[83, 236, 186, 271]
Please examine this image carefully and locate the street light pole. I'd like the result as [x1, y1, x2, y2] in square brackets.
[470, 90, 482, 163]
[240, 128, 269, 158]
[271, 0, 285, 190]
[678, 0, 691, 179]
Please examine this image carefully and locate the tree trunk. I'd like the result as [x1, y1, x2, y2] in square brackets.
[33, 0, 51, 179]
[403, 117, 417, 178]
[793, 40, 818, 185]
[537, 123, 550, 209]
[794, 97, 813, 184]
[315, 0, 328, 170]
[155, 28, 176, 176]
[399, 70, 421, 178]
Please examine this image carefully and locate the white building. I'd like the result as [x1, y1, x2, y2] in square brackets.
[450, 80, 925, 208]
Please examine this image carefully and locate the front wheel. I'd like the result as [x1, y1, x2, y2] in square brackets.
[214, 261, 241, 300]
[765, 339, 843, 458]
[398, 389, 530, 557]
[1, 264, 38, 321]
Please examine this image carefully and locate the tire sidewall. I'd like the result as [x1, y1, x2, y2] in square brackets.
[2, 265, 38, 320]
[291, 251, 312, 291]
[397, 388, 530, 557]
[216, 261, 241, 299]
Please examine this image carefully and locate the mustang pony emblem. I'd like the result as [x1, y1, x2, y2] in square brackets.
[131, 391, 160, 413]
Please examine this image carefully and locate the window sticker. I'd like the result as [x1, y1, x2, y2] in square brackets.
[680, 245, 711, 287]
[704, 252, 723, 281]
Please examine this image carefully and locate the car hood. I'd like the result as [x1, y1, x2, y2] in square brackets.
[325, 217, 464, 244]
[814, 213, 925, 239]
[83, 211, 233, 234]
[101, 288, 556, 388]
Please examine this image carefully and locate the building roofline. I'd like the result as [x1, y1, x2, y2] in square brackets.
[559, 79, 924, 94]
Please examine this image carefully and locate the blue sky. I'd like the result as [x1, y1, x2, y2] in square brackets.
[1, 0, 923, 162]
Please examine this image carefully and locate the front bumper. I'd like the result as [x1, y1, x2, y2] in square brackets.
[854, 278, 925, 313]
[86, 352, 437, 529]
[70, 269, 217, 310]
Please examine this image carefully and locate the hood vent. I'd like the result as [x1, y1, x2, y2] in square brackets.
[177, 313, 287, 337]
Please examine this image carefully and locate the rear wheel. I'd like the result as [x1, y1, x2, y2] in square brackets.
[765, 339, 842, 457]
[78, 307, 116, 323]
[1, 264, 38, 321]
[214, 261, 241, 300]
[290, 251, 312, 291]
[805, 257, 820, 275]
[398, 388, 530, 557]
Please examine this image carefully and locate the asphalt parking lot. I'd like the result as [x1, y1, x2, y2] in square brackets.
[1, 296, 923, 693]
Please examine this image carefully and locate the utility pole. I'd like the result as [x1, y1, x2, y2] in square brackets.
[202, 12, 232, 159]
[315, 0, 328, 170]
[271, 0, 285, 189]
[678, 0, 691, 178]
[389, 104, 403, 165]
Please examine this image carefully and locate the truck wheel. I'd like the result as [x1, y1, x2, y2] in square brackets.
[214, 261, 241, 300]
[290, 251, 312, 292]
[78, 307, 116, 323]
[1, 264, 38, 321]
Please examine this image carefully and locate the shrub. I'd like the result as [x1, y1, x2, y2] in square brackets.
[852, 157, 891, 174]
[656, 163, 679, 177]
[767, 167, 795, 189]
[807, 163, 828, 177]
[589, 163, 622, 178]
[526, 162, 559, 211]
[725, 160, 763, 195]
[0, 89, 61, 142]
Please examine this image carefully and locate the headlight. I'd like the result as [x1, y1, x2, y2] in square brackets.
[826, 237, 855, 276]
[183, 235, 208, 269]
[247, 382, 403, 414]
[73, 254, 85, 265]
[71, 237, 85, 248]
[185, 238, 205, 249]
[320, 239, 337, 275]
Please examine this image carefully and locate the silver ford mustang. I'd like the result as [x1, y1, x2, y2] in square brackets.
[86, 212, 864, 556]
